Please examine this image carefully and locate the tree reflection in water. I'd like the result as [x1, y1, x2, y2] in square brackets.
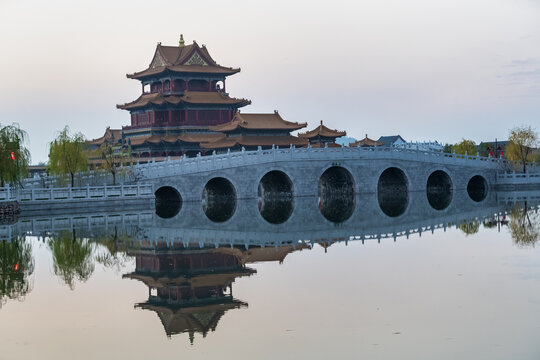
[94, 226, 133, 273]
[458, 221, 480, 236]
[508, 204, 540, 248]
[48, 230, 95, 290]
[0, 238, 34, 308]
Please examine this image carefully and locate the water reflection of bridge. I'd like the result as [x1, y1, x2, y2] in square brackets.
[2, 190, 539, 245]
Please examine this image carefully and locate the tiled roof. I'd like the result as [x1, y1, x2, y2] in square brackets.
[208, 112, 307, 132]
[117, 91, 250, 110]
[89, 127, 122, 145]
[350, 135, 384, 147]
[298, 121, 346, 139]
[127, 41, 240, 79]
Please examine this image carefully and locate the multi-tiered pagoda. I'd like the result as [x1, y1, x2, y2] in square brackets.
[116, 35, 250, 157]
[91, 35, 321, 158]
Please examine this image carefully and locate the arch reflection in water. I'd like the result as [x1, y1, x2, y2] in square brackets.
[426, 170, 453, 210]
[155, 186, 182, 219]
[378, 167, 409, 217]
[202, 177, 237, 222]
[258, 170, 294, 224]
[318, 166, 355, 223]
[467, 175, 488, 202]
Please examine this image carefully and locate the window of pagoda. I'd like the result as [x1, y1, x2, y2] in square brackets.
[173, 79, 186, 92]
[163, 80, 171, 92]
[188, 79, 210, 92]
[151, 81, 162, 93]
[142, 83, 150, 93]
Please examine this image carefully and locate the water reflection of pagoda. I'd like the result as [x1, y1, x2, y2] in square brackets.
[124, 242, 307, 342]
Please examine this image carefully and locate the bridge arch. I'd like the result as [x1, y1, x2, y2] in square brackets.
[154, 185, 182, 219]
[202, 176, 237, 222]
[426, 169, 453, 210]
[318, 165, 356, 223]
[377, 166, 409, 217]
[467, 174, 488, 202]
[257, 170, 294, 224]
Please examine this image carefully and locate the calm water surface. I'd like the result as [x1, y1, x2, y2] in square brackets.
[0, 191, 539, 360]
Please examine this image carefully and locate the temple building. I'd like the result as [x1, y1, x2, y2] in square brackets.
[90, 35, 341, 158]
[298, 120, 346, 147]
[124, 241, 308, 342]
[200, 111, 308, 151]
[114, 35, 251, 157]
[350, 134, 384, 147]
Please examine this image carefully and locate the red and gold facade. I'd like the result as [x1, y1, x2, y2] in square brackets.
[116, 36, 250, 157]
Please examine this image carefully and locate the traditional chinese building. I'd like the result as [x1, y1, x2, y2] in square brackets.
[115, 35, 250, 157]
[123, 241, 308, 342]
[298, 120, 346, 147]
[200, 111, 308, 151]
[350, 134, 384, 147]
[91, 35, 334, 158]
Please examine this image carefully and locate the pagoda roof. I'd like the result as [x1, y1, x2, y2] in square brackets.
[89, 127, 122, 146]
[301, 142, 343, 148]
[117, 91, 251, 110]
[123, 269, 255, 289]
[136, 300, 247, 338]
[200, 135, 308, 150]
[128, 132, 226, 146]
[350, 134, 384, 147]
[208, 112, 307, 132]
[298, 121, 346, 139]
[127, 41, 241, 80]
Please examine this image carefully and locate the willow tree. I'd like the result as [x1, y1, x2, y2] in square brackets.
[0, 123, 31, 187]
[48, 126, 88, 187]
[508, 205, 539, 248]
[48, 230, 95, 290]
[0, 238, 35, 308]
[506, 126, 538, 173]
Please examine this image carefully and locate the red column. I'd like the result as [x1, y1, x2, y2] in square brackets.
[219, 109, 222, 123]
[184, 109, 188, 124]
[168, 110, 172, 125]
[196, 110, 199, 124]
[223, 80, 226, 92]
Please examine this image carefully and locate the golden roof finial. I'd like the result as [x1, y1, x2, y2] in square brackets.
[179, 34, 185, 47]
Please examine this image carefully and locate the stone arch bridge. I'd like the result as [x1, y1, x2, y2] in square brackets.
[137, 145, 504, 205]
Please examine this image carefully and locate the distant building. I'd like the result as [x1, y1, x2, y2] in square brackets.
[377, 135, 406, 147]
[350, 134, 384, 147]
[298, 120, 346, 148]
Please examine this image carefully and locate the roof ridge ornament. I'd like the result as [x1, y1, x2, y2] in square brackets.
[179, 34, 185, 47]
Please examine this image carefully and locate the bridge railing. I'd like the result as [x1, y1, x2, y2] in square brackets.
[0, 184, 154, 202]
[0, 185, 16, 202]
[496, 171, 540, 184]
[134, 145, 512, 179]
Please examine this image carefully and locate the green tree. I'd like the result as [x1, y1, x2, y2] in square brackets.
[508, 204, 539, 248]
[48, 126, 88, 187]
[0, 123, 31, 187]
[458, 221, 480, 236]
[48, 230, 95, 290]
[443, 143, 453, 154]
[0, 238, 34, 308]
[506, 125, 539, 173]
[96, 138, 131, 185]
[453, 139, 477, 156]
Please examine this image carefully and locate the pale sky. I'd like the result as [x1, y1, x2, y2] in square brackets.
[0, 0, 539, 163]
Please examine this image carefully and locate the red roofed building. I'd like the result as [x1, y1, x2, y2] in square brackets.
[114, 35, 250, 157]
